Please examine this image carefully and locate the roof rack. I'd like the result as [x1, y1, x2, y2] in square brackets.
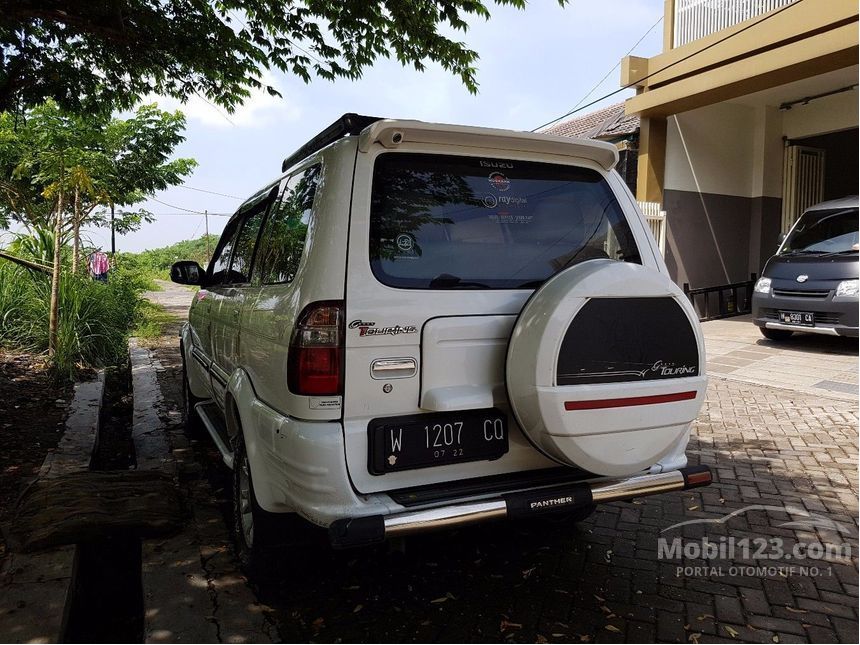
[281, 113, 383, 172]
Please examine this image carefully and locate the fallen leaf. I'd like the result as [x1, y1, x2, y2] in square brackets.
[523, 567, 536, 579]
[605, 625, 621, 633]
[599, 605, 612, 615]
[501, 618, 523, 632]
[696, 614, 715, 621]
[772, 637, 779, 643]
[688, 505, 700, 511]
[536, 635, 548, 643]
[353, 604, 363, 613]
[784, 606, 807, 614]
[724, 625, 739, 638]
[688, 633, 701, 644]
[593, 594, 606, 603]
[430, 596, 448, 604]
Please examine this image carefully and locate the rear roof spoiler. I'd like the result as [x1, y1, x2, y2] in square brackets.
[281, 114, 619, 174]
[358, 120, 618, 170]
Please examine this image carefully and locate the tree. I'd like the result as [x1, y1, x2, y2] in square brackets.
[0, 100, 195, 354]
[0, 0, 563, 114]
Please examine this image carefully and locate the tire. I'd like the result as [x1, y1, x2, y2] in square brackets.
[760, 327, 793, 341]
[232, 430, 277, 571]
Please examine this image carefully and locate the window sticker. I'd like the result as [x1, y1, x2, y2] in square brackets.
[488, 172, 511, 192]
[395, 233, 415, 252]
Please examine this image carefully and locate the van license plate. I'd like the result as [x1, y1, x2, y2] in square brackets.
[368, 409, 509, 474]
[778, 310, 814, 327]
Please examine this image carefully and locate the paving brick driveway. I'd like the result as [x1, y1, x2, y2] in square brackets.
[148, 286, 858, 643]
[242, 321, 858, 643]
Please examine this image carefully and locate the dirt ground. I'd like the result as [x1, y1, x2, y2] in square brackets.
[0, 350, 72, 554]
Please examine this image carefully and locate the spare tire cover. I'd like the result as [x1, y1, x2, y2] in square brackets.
[506, 260, 707, 477]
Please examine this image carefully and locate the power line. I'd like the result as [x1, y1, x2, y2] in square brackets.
[532, 0, 804, 132]
[146, 212, 232, 217]
[149, 197, 208, 214]
[177, 185, 243, 200]
[565, 14, 664, 117]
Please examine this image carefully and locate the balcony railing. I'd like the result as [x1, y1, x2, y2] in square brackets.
[673, 0, 798, 48]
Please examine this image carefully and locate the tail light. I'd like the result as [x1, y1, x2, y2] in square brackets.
[288, 301, 344, 396]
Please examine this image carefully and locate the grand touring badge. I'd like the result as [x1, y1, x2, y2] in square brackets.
[349, 319, 417, 337]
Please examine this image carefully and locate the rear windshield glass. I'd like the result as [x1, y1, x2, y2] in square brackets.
[781, 207, 859, 255]
[369, 153, 640, 289]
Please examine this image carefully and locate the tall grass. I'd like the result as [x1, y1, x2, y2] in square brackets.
[0, 262, 143, 380]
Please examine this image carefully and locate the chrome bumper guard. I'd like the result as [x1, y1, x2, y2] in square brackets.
[329, 465, 712, 548]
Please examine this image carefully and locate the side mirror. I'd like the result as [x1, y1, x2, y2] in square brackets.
[171, 260, 204, 286]
[778, 232, 786, 244]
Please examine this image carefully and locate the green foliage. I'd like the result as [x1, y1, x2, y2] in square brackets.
[0, 101, 196, 233]
[0, 1, 564, 114]
[0, 262, 141, 380]
[6, 225, 61, 266]
[118, 235, 218, 281]
[133, 299, 175, 340]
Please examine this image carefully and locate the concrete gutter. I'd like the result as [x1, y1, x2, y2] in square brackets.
[130, 338, 277, 644]
[0, 371, 105, 644]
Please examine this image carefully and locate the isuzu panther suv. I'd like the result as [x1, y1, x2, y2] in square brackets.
[171, 114, 712, 565]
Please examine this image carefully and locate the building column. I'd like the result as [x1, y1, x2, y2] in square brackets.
[636, 116, 667, 204]
[663, 0, 676, 51]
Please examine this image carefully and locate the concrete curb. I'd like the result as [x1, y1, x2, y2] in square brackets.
[131, 338, 277, 644]
[130, 338, 173, 473]
[0, 371, 105, 644]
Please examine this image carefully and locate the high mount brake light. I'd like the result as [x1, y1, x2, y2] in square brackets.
[288, 301, 344, 396]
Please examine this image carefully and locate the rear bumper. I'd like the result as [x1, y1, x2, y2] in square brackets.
[329, 465, 712, 548]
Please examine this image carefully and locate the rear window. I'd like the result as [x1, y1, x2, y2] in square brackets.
[369, 153, 640, 289]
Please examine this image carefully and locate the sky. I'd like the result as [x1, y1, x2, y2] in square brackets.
[89, 0, 666, 253]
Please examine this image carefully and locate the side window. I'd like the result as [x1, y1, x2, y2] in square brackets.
[207, 219, 241, 285]
[225, 200, 270, 284]
[254, 165, 321, 285]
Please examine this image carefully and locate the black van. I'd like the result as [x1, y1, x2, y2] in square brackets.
[752, 196, 858, 340]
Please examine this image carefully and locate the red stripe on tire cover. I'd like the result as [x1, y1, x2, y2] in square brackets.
[564, 391, 697, 411]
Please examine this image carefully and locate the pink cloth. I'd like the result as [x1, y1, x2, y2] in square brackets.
[89, 251, 109, 275]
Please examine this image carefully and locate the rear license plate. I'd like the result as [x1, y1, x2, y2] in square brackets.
[778, 310, 815, 327]
[368, 409, 509, 474]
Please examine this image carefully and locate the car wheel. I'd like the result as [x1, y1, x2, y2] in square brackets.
[232, 431, 280, 572]
[760, 327, 793, 341]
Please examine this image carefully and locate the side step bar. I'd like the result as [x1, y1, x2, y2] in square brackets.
[194, 401, 234, 469]
[329, 465, 712, 548]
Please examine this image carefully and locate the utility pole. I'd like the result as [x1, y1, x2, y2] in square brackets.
[110, 202, 116, 256]
[204, 210, 210, 263]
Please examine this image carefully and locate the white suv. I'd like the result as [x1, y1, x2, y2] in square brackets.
[171, 114, 711, 565]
